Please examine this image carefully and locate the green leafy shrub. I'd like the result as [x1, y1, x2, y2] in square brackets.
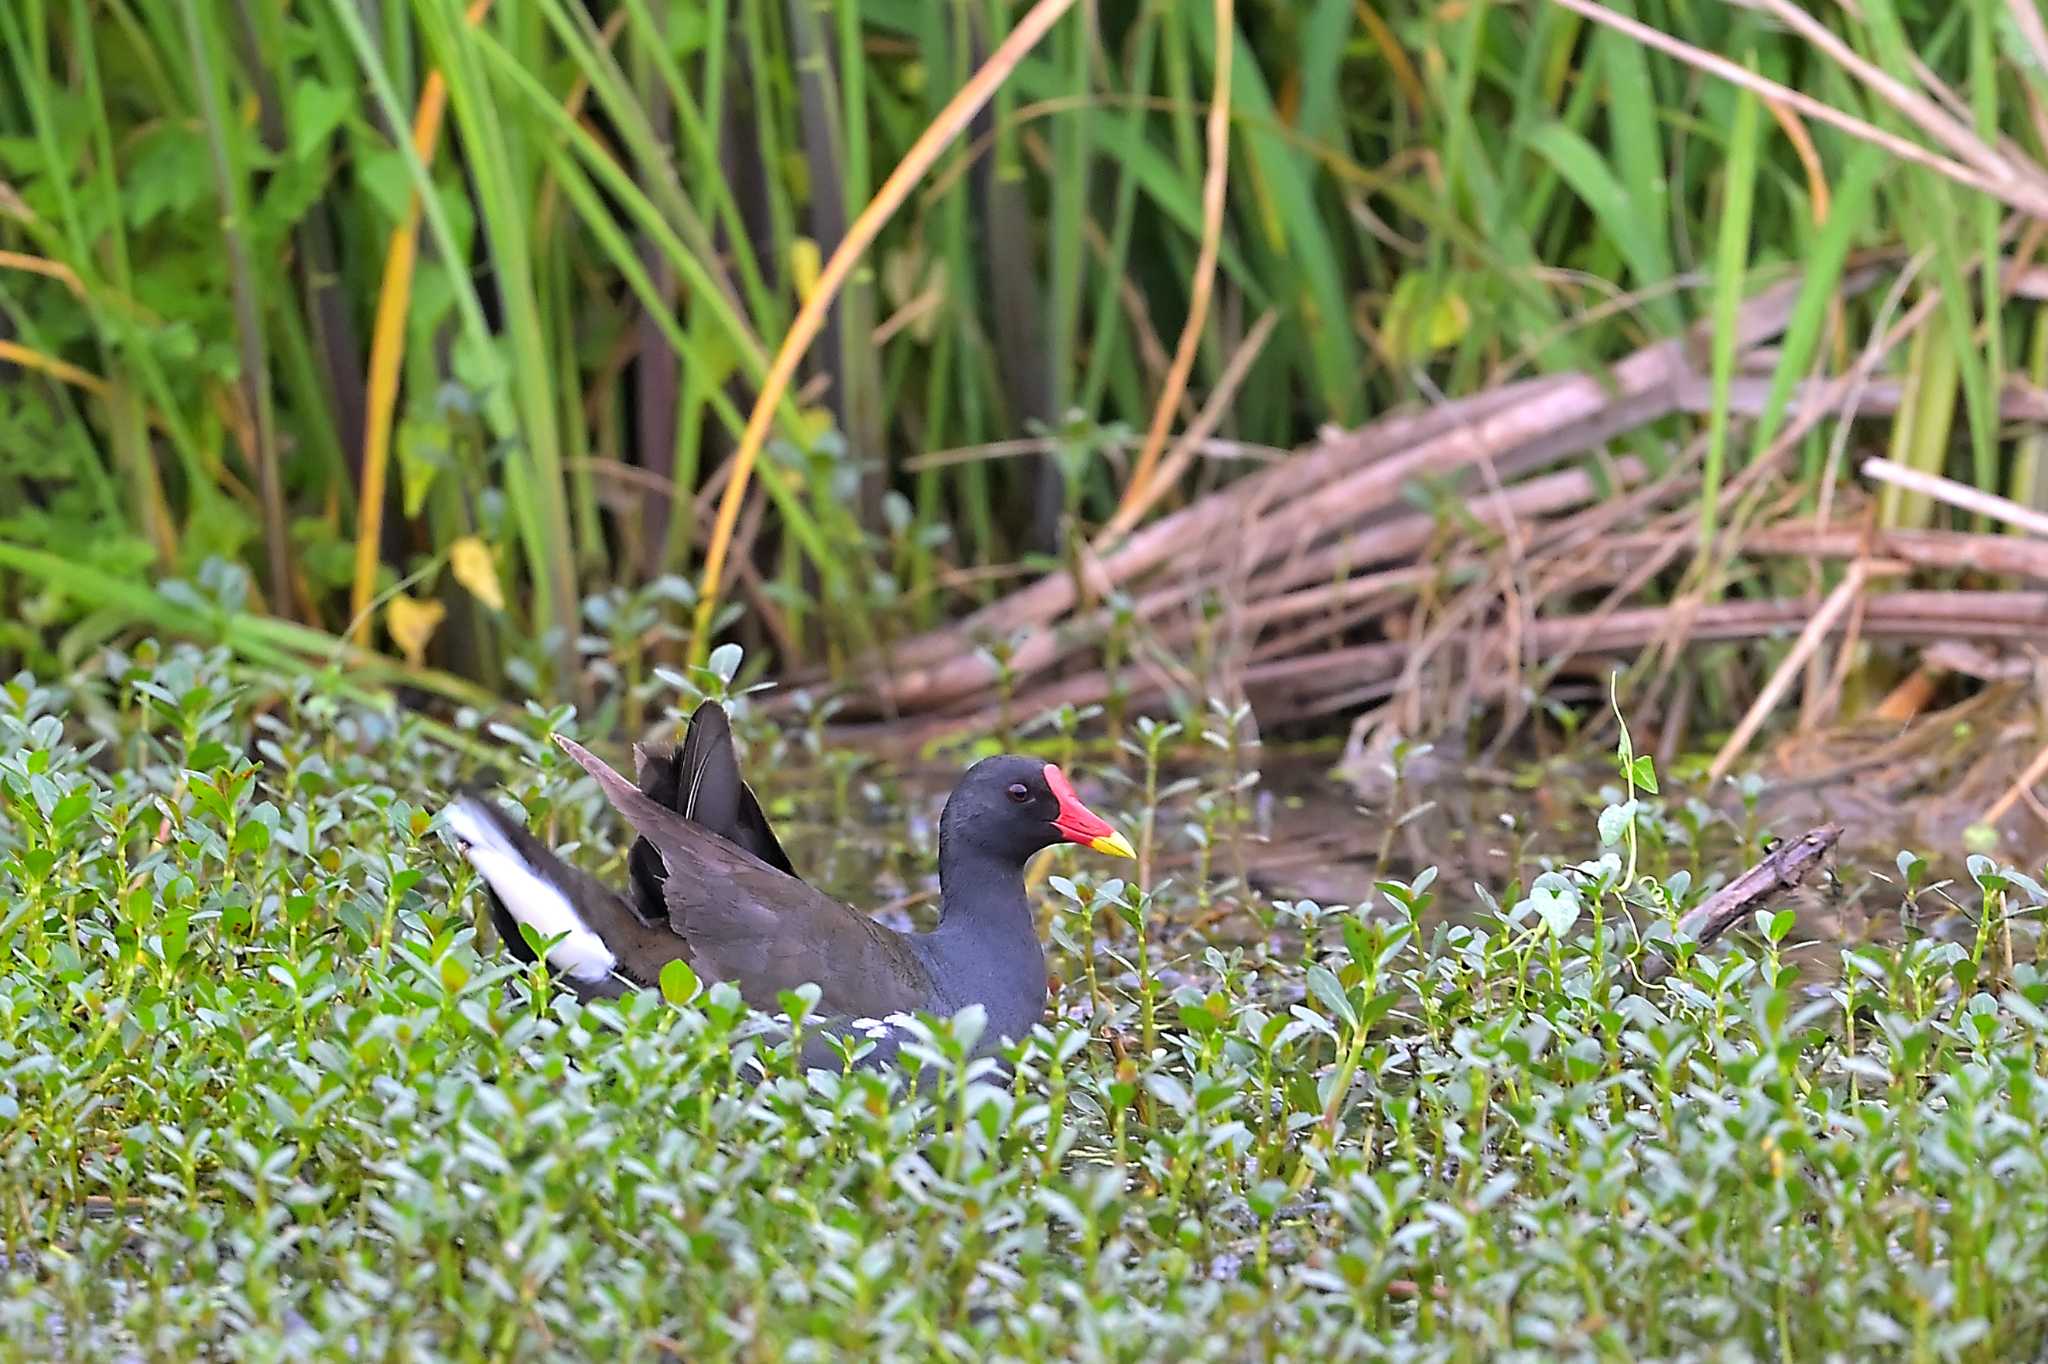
[4, 652, 2048, 1359]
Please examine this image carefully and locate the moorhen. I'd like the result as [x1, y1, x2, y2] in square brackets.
[441, 704, 1134, 1065]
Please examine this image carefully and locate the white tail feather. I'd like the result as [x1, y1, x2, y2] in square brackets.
[442, 798, 616, 983]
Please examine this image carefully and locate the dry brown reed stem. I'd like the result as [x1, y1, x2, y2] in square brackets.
[905, 435, 1287, 474]
[829, 592, 2048, 753]
[1650, 524, 2048, 579]
[1103, 309, 1280, 539]
[2011, 0, 2048, 78]
[1290, 594, 2048, 729]
[1983, 740, 2048, 830]
[972, 453, 1656, 729]
[1672, 374, 2048, 423]
[0, 340, 113, 399]
[1860, 458, 2048, 540]
[848, 272, 1840, 719]
[817, 253, 2048, 763]
[864, 381, 1556, 685]
[1707, 559, 1897, 782]
[0, 249, 84, 294]
[1387, 250, 1906, 756]
[1551, 0, 2048, 216]
[1610, 265, 1940, 741]
[1745, 0, 2045, 193]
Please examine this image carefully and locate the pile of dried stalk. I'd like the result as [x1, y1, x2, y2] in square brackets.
[790, 249, 2048, 816]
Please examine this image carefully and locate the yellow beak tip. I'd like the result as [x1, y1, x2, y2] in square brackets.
[1090, 831, 1136, 859]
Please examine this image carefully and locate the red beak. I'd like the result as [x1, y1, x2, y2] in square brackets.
[1044, 764, 1135, 858]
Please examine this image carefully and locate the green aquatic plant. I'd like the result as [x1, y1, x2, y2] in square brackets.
[3, 652, 2048, 1359]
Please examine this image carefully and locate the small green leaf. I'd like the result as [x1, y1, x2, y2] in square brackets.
[50, 788, 91, 831]
[707, 642, 744, 684]
[1144, 1072, 1193, 1116]
[1306, 963, 1359, 1030]
[289, 80, 352, 162]
[658, 958, 699, 1005]
[1527, 883, 1580, 938]
[232, 822, 272, 858]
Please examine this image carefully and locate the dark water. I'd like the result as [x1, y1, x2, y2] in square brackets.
[750, 733, 2047, 987]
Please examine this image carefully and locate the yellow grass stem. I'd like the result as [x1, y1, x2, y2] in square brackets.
[348, 0, 495, 647]
[0, 338, 110, 399]
[0, 250, 83, 294]
[1112, 0, 1234, 535]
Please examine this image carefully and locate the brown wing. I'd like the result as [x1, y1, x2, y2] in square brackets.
[627, 703, 798, 925]
[555, 735, 933, 1021]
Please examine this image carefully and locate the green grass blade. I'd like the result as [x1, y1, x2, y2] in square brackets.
[1750, 144, 1884, 458]
[1699, 66, 1761, 547]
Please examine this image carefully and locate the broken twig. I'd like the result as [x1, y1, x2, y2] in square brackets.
[1638, 824, 1844, 986]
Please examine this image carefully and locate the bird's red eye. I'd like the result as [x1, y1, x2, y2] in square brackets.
[1006, 782, 1032, 802]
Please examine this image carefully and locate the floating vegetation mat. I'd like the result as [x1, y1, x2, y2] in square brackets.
[3, 649, 2047, 1360]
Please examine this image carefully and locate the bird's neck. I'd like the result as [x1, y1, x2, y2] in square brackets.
[933, 835, 1036, 930]
[923, 838, 1048, 1036]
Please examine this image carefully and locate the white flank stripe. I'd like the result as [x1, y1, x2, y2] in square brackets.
[443, 798, 617, 983]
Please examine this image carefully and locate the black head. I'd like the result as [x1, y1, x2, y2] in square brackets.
[939, 755, 1134, 867]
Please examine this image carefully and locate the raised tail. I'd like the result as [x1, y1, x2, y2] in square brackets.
[441, 793, 687, 999]
[628, 701, 795, 918]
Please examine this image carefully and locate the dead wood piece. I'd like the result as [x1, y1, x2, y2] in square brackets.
[1673, 372, 2048, 424]
[1637, 824, 1843, 986]
[837, 268, 1867, 719]
[1921, 640, 2035, 679]
[1707, 524, 2048, 580]
[783, 256, 1996, 751]
[870, 382, 1555, 679]
[1527, 592, 2048, 651]
[1266, 593, 2048, 727]
[872, 452, 1655, 738]
[1259, 457, 1652, 603]
[1862, 457, 2048, 540]
[831, 592, 2048, 751]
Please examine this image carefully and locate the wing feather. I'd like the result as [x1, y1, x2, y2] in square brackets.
[556, 734, 932, 1022]
[628, 704, 796, 922]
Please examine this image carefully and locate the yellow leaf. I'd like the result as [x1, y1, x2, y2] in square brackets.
[449, 535, 504, 611]
[795, 406, 835, 450]
[881, 244, 925, 309]
[881, 244, 945, 344]
[1380, 273, 1471, 364]
[1422, 292, 1471, 351]
[790, 237, 822, 307]
[386, 593, 446, 667]
[693, 327, 739, 391]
